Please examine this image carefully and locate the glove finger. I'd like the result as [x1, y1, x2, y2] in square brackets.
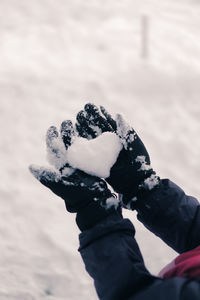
[46, 126, 59, 151]
[46, 126, 67, 169]
[76, 123, 90, 139]
[116, 114, 151, 166]
[60, 120, 75, 150]
[76, 110, 97, 138]
[29, 165, 61, 188]
[100, 105, 117, 131]
[83, 103, 104, 136]
[84, 103, 113, 133]
[116, 114, 137, 150]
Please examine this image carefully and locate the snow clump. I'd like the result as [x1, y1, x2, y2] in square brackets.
[66, 132, 123, 178]
[140, 174, 160, 190]
[135, 156, 152, 171]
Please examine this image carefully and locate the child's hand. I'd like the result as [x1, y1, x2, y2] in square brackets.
[29, 120, 120, 230]
[75, 104, 160, 209]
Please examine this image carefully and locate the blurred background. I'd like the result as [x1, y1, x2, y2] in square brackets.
[1, 0, 200, 299]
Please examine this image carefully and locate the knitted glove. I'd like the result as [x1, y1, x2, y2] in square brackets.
[75, 104, 160, 209]
[29, 120, 121, 231]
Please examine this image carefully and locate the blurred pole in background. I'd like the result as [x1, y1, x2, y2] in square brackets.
[141, 15, 149, 59]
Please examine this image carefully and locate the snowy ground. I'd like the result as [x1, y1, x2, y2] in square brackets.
[1, 0, 200, 299]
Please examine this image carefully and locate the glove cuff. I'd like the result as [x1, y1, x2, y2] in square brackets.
[76, 199, 122, 231]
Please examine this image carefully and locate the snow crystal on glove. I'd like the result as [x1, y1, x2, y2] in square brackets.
[105, 196, 120, 210]
[29, 165, 61, 182]
[140, 174, 160, 191]
[135, 156, 152, 171]
[116, 114, 136, 150]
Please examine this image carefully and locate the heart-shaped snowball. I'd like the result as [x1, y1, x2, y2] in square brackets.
[66, 132, 123, 178]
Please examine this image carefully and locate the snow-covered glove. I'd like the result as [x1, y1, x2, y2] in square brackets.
[29, 120, 121, 231]
[75, 104, 160, 209]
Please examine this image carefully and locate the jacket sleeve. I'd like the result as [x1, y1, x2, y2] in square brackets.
[78, 214, 200, 300]
[136, 179, 200, 253]
[79, 214, 156, 300]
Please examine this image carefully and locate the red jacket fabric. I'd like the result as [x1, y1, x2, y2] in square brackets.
[159, 245, 200, 279]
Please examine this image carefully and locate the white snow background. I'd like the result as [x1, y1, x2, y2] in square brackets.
[1, 0, 200, 299]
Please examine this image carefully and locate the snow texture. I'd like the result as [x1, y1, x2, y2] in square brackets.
[29, 165, 61, 183]
[116, 114, 136, 150]
[105, 196, 120, 210]
[1, 0, 200, 299]
[136, 156, 152, 171]
[66, 132, 123, 178]
[89, 125, 103, 138]
[141, 174, 160, 191]
[46, 136, 68, 170]
[61, 166, 75, 177]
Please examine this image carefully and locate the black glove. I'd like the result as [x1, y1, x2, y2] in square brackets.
[75, 104, 160, 209]
[29, 120, 121, 231]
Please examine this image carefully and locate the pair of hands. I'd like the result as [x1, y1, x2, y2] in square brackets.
[30, 104, 159, 227]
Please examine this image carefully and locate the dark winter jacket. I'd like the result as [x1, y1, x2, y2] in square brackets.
[78, 179, 200, 300]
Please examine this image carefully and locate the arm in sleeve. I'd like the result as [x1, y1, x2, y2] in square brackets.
[78, 214, 200, 300]
[136, 179, 200, 253]
[79, 214, 156, 300]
